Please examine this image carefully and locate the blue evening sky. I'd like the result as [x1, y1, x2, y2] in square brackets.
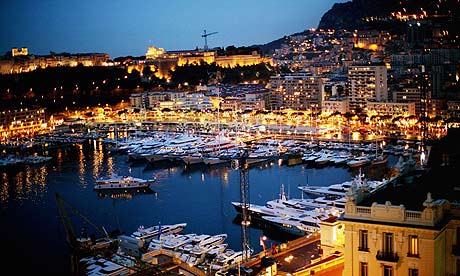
[0, 0, 347, 58]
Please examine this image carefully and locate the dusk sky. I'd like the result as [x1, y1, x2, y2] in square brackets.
[0, 0, 347, 58]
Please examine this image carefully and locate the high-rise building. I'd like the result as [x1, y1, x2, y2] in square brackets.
[347, 63, 388, 112]
[269, 73, 323, 111]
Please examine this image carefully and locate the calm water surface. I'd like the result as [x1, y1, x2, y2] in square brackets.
[0, 139, 394, 274]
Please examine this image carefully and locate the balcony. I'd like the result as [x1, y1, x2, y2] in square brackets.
[453, 245, 460, 256]
[376, 251, 399, 262]
[358, 247, 369, 252]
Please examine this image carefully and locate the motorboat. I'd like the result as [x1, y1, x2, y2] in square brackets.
[346, 154, 371, 168]
[298, 170, 386, 198]
[131, 222, 187, 241]
[94, 174, 155, 190]
[261, 208, 337, 236]
[231, 185, 307, 218]
[80, 256, 132, 276]
[210, 249, 244, 271]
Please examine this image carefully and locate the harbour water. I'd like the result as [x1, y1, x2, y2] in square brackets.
[0, 138, 397, 274]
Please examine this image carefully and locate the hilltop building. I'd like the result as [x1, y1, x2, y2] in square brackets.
[0, 48, 110, 74]
[143, 45, 273, 80]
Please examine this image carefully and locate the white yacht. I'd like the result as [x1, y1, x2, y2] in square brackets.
[211, 249, 244, 271]
[346, 154, 371, 168]
[80, 256, 132, 276]
[280, 194, 346, 211]
[131, 222, 187, 241]
[231, 185, 307, 218]
[94, 174, 155, 190]
[261, 208, 337, 236]
[298, 170, 386, 198]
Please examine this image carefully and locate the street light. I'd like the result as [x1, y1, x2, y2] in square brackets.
[260, 235, 267, 255]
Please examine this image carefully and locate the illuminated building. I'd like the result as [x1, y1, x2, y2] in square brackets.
[144, 45, 273, 80]
[242, 99, 265, 112]
[320, 216, 345, 257]
[343, 190, 460, 276]
[366, 101, 416, 117]
[353, 30, 391, 51]
[0, 108, 46, 140]
[129, 91, 186, 109]
[348, 63, 388, 112]
[145, 46, 165, 59]
[0, 51, 110, 74]
[221, 97, 242, 112]
[392, 88, 424, 116]
[11, 47, 28, 57]
[322, 98, 349, 114]
[269, 73, 323, 111]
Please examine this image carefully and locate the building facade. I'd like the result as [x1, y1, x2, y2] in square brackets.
[341, 176, 460, 276]
[347, 64, 388, 112]
[269, 73, 323, 111]
[0, 108, 46, 140]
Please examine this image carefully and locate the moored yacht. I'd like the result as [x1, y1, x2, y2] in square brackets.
[298, 170, 387, 198]
[131, 222, 187, 241]
[261, 208, 338, 236]
[94, 174, 155, 190]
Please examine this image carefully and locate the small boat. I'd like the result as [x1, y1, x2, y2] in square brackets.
[370, 154, 389, 166]
[94, 174, 155, 190]
[346, 154, 371, 168]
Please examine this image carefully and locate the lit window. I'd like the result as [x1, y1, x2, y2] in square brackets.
[408, 235, 419, 257]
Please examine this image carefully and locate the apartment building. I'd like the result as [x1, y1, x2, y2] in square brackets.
[269, 73, 323, 111]
[347, 63, 388, 112]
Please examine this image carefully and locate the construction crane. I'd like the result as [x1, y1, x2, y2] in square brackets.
[232, 149, 252, 261]
[202, 29, 218, 51]
[55, 193, 165, 275]
[55, 192, 113, 274]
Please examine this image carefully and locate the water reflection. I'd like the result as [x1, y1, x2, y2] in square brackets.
[97, 187, 157, 200]
[1, 173, 9, 203]
[77, 144, 85, 187]
[0, 165, 48, 205]
[92, 139, 105, 181]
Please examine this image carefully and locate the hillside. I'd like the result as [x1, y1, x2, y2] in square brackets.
[318, 0, 460, 30]
[254, 0, 460, 55]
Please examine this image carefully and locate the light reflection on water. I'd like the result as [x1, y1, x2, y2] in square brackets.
[0, 165, 48, 205]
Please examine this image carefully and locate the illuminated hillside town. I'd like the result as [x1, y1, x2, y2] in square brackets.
[1, 1, 460, 276]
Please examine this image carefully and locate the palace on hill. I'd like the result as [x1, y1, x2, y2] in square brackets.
[139, 45, 273, 79]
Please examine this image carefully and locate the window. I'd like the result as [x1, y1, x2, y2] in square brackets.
[408, 235, 419, 257]
[409, 268, 419, 276]
[359, 262, 368, 276]
[383, 232, 394, 253]
[359, 230, 368, 251]
[383, 265, 393, 276]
